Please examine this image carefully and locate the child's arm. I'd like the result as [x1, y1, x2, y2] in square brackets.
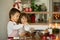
[7, 22, 18, 37]
[30, 27, 35, 33]
[7, 22, 23, 37]
[13, 24, 23, 30]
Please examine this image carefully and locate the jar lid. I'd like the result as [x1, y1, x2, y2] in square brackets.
[13, 37, 19, 39]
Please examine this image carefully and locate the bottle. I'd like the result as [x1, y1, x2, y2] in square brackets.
[42, 35, 47, 40]
[55, 35, 59, 40]
[47, 36, 50, 40]
[8, 37, 13, 40]
[13, 37, 19, 40]
[50, 34, 55, 40]
[31, 14, 35, 23]
[48, 27, 52, 34]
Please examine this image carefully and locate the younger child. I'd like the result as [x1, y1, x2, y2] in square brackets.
[18, 13, 34, 32]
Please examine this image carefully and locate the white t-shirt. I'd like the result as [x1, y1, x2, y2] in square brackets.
[7, 21, 23, 37]
[7, 21, 32, 37]
[18, 24, 31, 35]
[24, 24, 31, 32]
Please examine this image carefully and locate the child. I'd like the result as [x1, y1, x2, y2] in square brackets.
[7, 8, 24, 37]
[18, 13, 34, 33]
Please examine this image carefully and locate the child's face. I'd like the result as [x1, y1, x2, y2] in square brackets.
[11, 12, 20, 22]
[21, 16, 27, 24]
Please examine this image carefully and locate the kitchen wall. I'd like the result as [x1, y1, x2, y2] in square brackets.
[0, 0, 13, 40]
[53, 0, 60, 2]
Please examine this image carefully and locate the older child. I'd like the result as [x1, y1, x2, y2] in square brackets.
[7, 8, 23, 37]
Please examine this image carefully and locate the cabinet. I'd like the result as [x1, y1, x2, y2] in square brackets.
[21, 0, 49, 24]
[23, 12, 60, 24]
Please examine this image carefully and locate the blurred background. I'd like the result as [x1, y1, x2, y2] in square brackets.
[0, 0, 60, 40]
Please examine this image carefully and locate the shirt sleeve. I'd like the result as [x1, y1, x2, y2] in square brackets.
[13, 24, 23, 29]
[24, 24, 31, 31]
[7, 21, 23, 37]
[7, 22, 13, 36]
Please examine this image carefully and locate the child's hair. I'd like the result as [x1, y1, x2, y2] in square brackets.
[9, 8, 21, 20]
[18, 13, 30, 24]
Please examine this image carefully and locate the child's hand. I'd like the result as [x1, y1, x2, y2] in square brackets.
[30, 27, 35, 33]
[19, 32, 25, 37]
[23, 23, 28, 26]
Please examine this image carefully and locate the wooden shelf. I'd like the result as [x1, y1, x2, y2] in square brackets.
[24, 12, 60, 14]
[23, 12, 60, 25]
[28, 22, 48, 25]
[29, 23, 60, 26]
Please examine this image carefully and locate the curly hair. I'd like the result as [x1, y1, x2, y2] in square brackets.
[17, 13, 31, 24]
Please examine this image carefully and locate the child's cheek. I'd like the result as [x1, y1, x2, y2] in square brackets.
[22, 20, 24, 22]
[14, 17, 17, 21]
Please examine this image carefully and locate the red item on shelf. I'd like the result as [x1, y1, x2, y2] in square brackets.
[8, 37, 13, 40]
[31, 15, 35, 23]
[23, 8, 29, 12]
[50, 34, 55, 40]
[42, 35, 47, 40]
[28, 8, 32, 12]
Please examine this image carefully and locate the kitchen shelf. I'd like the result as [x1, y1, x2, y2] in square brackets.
[29, 23, 60, 26]
[29, 23, 48, 25]
[24, 12, 60, 14]
[23, 12, 60, 25]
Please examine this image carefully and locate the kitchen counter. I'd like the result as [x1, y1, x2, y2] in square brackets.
[30, 23, 60, 30]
